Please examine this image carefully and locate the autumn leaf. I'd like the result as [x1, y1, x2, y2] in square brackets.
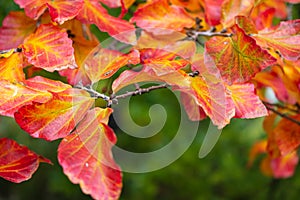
[227, 83, 268, 118]
[22, 24, 76, 72]
[273, 115, 300, 156]
[77, 0, 136, 44]
[253, 19, 300, 61]
[131, 0, 195, 35]
[188, 75, 235, 128]
[59, 36, 99, 86]
[14, 88, 94, 141]
[84, 47, 140, 83]
[221, 0, 255, 27]
[24, 76, 72, 93]
[0, 53, 25, 82]
[170, 0, 203, 12]
[58, 108, 122, 200]
[47, 0, 84, 24]
[271, 151, 299, 178]
[180, 92, 207, 121]
[0, 138, 51, 183]
[235, 15, 258, 34]
[14, 0, 48, 20]
[204, 0, 223, 26]
[205, 24, 276, 84]
[0, 80, 53, 117]
[0, 11, 36, 50]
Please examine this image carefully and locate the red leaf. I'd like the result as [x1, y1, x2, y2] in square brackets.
[205, 24, 276, 84]
[130, 0, 195, 35]
[47, 0, 84, 24]
[58, 108, 122, 200]
[84, 47, 140, 82]
[221, 0, 255, 27]
[0, 80, 54, 117]
[99, 0, 121, 8]
[181, 92, 207, 121]
[14, 88, 94, 141]
[271, 151, 299, 178]
[24, 76, 72, 93]
[273, 114, 300, 156]
[253, 19, 300, 61]
[14, 0, 48, 20]
[0, 11, 36, 50]
[227, 83, 268, 118]
[0, 138, 51, 183]
[22, 24, 77, 72]
[204, 0, 223, 26]
[77, 0, 136, 44]
[187, 76, 235, 128]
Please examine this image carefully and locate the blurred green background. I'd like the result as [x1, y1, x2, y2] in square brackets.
[1, 1, 300, 200]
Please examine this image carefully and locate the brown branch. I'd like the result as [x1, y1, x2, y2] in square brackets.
[262, 101, 299, 114]
[264, 104, 300, 126]
[76, 83, 169, 107]
[0, 48, 22, 55]
[186, 27, 233, 40]
[109, 83, 169, 106]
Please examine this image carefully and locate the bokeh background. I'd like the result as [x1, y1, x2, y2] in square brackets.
[1, 1, 300, 200]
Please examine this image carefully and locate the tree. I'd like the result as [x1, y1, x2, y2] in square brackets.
[0, 0, 300, 199]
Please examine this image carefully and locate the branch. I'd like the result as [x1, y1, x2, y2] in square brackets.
[0, 48, 22, 55]
[264, 104, 300, 126]
[262, 101, 299, 114]
[76, 83, 169, 107]
[75, 84, 110, 101]
[109, 83, 169, 106]
[186, 27, 233, 40]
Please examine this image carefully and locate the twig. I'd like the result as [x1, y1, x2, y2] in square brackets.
[75, 84, 110, 101]
[265, 105, 300, 126]
[113, 83, 169, 101]
[0, 48, 22, 55]
[77, 83, 169, 107]
[262, 101, 299, 114]
[186, 27, 233, 40]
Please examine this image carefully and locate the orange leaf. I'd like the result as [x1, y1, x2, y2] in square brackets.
[273, 114, 300, 156]
[0, 11, 36, 50]
[221, 0, 255, 28]
[227, 83, 268, 118]
[0, 80, 53, 117]
[47, 0, 84, 24]
[180, 92, 207, 121]
[84, 47, 140, 82]
[188, 76, 235, 128]
[170, 0, 204, 12]
[130, 0, 195, 35]
[0, 138, 51, 183]
[58, 108, 122, 200]
[22, 24, 77, 72]
[205, 24, 276, 84]
[235, 15, 258, 34]
[77, 0, 136, 44]
[0, 53, 25, 82]
[253, 19, 300, 61]
[24, 76, 72, 93]
[14, 88, 94, 141]
[247, 140, 267, 167]
[14, 0, 48, 20]
[59, 36, 99, 86]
